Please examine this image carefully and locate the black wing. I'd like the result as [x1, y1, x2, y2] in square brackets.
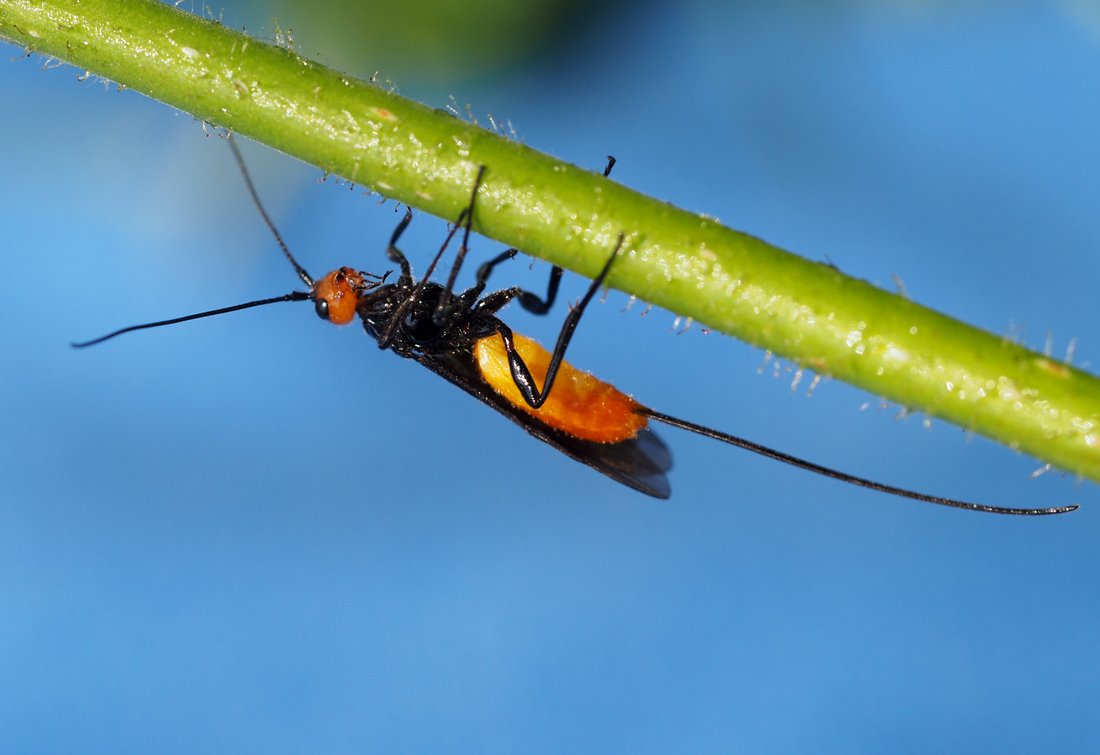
[413, 349, 673, 499]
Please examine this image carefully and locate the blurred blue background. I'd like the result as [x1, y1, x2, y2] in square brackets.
[3, 0, 1100, 751]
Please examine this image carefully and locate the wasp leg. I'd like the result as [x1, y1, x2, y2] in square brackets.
[485, 235, 622, 409]
[386, 207, 415, 283]
[466, 250, 563, 316]
[433, 167, 488, 326]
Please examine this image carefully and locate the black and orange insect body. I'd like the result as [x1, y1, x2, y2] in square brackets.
[330, 192, 672, 496]
[75, 136, 1077, 516]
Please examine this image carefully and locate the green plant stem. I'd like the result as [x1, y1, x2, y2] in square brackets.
[3, 0, 1099, 484]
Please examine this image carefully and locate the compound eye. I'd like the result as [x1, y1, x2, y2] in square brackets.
[314, 298, 330, 321]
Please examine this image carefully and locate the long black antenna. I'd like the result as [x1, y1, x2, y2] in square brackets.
[71, 292, 311, 348]
[641, 409, 1077, 515]
[226, 133, 314, 288]
[74, 136, 323, 349]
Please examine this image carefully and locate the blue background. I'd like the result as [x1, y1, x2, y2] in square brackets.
[3, 1, 1100, 752]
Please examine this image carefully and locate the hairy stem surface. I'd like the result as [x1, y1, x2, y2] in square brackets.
[3, 0, 1099, 482]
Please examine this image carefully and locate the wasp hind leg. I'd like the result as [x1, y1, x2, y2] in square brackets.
[483, 235, 623, 409]
[466, 249, 563, 315]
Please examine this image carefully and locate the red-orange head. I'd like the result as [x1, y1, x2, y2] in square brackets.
[311, 267, 369, 325]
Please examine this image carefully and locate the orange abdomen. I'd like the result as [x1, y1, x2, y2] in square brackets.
[474, 333, 647, 443]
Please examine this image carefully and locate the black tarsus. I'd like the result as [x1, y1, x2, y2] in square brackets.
[470, 250, 560, 315]
[386, 207, 415, 282]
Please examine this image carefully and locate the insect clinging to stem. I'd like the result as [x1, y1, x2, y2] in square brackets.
[74, 135, 1078, 516]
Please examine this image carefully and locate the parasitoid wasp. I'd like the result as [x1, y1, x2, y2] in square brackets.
[74, 136, 1077, 516]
